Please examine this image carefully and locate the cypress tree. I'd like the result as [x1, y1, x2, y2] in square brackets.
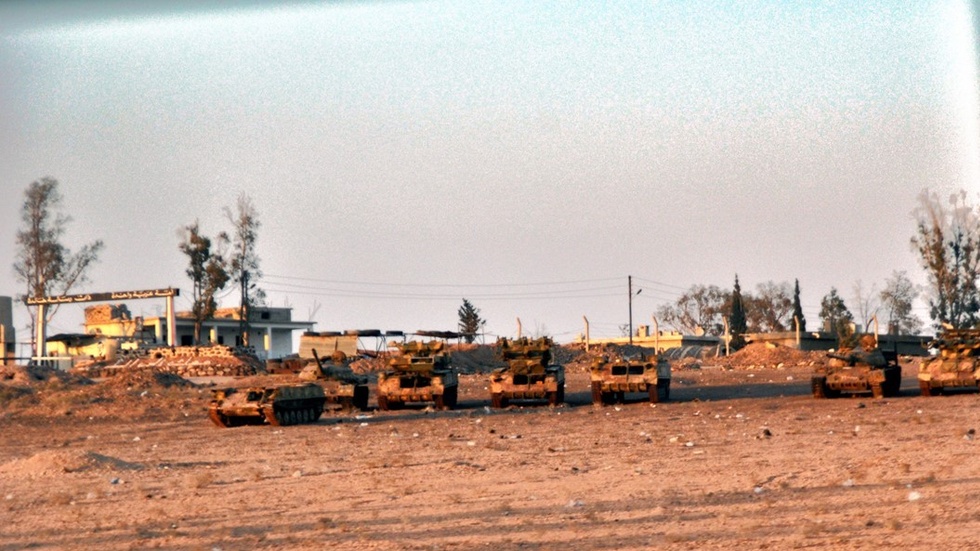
[729, 275, 747, 351]
[792, 279, 806, 332]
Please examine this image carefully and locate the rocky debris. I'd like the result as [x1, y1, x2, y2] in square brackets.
[716, 342, 825, 370]
[71, 345, 263, 378]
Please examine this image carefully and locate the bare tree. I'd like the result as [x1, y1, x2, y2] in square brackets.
[851, 279, 880, 331]
[879, 270, 922, 335]
[178, 221, 229, 345]
[911, 189, 980, 329]
[224, 193, 264, 347]
[13, 177, 104, 354]
[745, 281, 793, 332]
[656, 285, 727, 336]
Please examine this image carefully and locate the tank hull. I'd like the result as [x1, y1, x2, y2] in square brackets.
[208, 383, 326, 428]
[590, 358, 671, 405]
[376, 370, 459, 410]
[489, 366, 565, 407]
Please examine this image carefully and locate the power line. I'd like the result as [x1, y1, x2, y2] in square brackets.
[261, 286, 623, 301]
[263, 273, 623, 289]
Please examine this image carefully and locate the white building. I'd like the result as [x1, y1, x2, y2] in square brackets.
[81, 304, 314, 360]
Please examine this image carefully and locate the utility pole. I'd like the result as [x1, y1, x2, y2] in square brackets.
[627, 276, 641, 345]
[629, 276, 634, 345]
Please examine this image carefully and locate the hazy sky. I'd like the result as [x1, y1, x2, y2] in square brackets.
[2, 0, 978, 347]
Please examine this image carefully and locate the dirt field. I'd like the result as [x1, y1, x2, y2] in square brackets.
[2, 349, 980, 550]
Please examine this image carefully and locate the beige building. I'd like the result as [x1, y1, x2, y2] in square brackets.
[50, 303, 314, 362]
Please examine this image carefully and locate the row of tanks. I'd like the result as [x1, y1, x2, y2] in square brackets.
[812, 329, 980, 400]
[209, 328, 980, 427]
[209, 336, 673, 427]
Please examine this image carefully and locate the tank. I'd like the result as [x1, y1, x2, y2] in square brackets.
[812, 335, 901, 399]
[376, 340, 459, 410]
[489, 336, 565, 408]
[298, 349, 370, 411]
[918, 328, 980, 396]
[589, 348, 670, 405]
[208, 383, 326, 428]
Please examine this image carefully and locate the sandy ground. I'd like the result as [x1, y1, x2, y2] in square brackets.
[2, 356, 980, 550]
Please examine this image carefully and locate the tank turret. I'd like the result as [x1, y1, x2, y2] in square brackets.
[489, 337, 564, 408]
[376, 339, 458, 410]
[812, 334, 900, 399]
[919, 328, 980, 396]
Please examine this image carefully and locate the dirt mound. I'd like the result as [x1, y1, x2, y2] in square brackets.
[719, 342, 826, 369]
[451, 345, 503, 374]
[103, 369, 197, 390]
[0, 450, 143, 479]
[0, 363, 93, 386]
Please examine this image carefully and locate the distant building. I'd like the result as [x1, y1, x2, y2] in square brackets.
[576, 325, 722, 356]
[47, 303, 314, 362]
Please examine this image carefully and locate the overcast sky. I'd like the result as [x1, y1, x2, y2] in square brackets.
[2, 0, 979, 347]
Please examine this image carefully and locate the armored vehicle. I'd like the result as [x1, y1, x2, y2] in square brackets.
[376, 340, 458, 410]
[919, 328, 980, 396]
[208, 383, 326, 428]
[298, 349, 370, 411]
[590, 348, 670, 405]
[812, 335, 901, 399]
[489, 336, 565, 408]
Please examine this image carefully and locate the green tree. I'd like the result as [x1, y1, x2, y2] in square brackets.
[819, 288, 855, 347]
[224, 193, 265, 347]
[791, 279, 806, 332]
[911, 189, 980, 329]
[457, 298, 484, 343]
[13, 177, 104, 354]
[879, 270, 922, 335]
[179, 221, 229, 345]
[728, 275, 747, 350]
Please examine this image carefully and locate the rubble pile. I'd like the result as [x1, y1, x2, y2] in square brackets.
[70, 345, 264, 378]
[449, 344, 503, 374]
[719, 342, 826, 369]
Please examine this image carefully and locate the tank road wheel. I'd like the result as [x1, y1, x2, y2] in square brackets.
[591, 382, 603, 405]
[353, 386, 370, 411]
[491, 393, 504, 409]
[811, 377, 827, 399]
[377, 394, 390, 411]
